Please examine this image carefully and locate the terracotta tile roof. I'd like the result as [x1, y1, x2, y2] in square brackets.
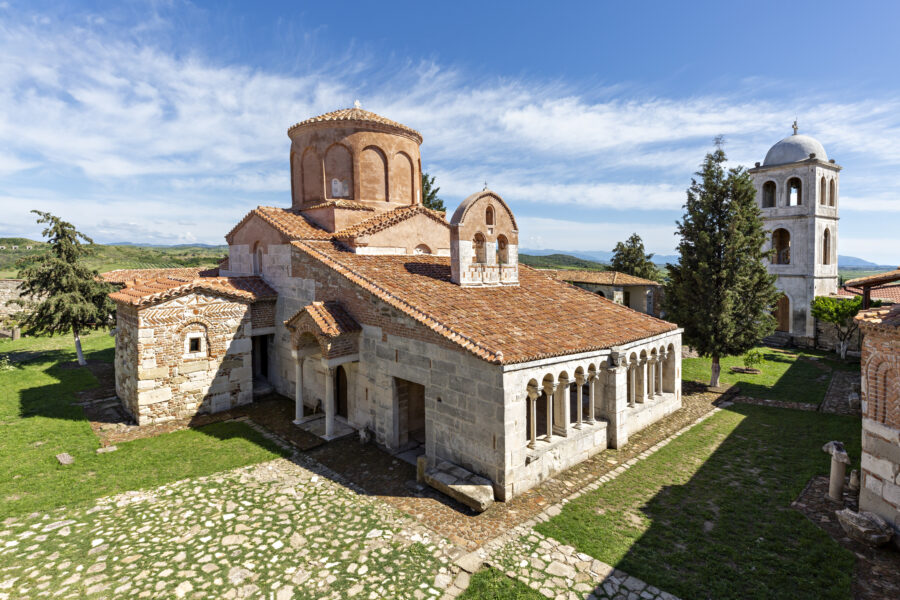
[303, 200, 376, 212]
[101, 267, 219, 285]
[334, 205, 447, 240]
[543, 269, 660, 287]
[109, 276, 276, 307]
[290, 241, 678, 365]
[286, 301, 361, 338]
[225, 206, 333, 244]
[856, 303, 900, 331]
[838, 284, 900, 303]
[288, 107, 422, 143]
[843, 268, 900, 288]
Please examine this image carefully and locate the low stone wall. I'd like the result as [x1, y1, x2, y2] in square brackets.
[0, 279, 29, 319]
[815, 318, 862, 354]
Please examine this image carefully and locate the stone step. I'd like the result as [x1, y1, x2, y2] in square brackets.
[423, 460, 494, 513]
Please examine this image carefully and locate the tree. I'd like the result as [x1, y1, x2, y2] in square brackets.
[610, 233, 657, 280]
[422, 172, 445, 212]
[13, 211, 114, 365]
[664, 144, 780, 387]
[811, 295, 871, 360]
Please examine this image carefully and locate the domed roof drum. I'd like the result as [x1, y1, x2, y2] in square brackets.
[288, 107, 422, 143]
[763, 134, 828, 166]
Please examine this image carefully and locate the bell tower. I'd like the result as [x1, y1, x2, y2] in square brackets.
[748, 123, 840, 343]
[449, 189, 519, 287]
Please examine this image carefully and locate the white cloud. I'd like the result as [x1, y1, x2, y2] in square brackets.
[517, 216, 677, 255]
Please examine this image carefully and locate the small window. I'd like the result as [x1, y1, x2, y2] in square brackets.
[414, 244, 431, 255]
[829, 180, 836, 207]
[787, 178, 802, 206]
[496, 235, 509, 264]
[819, 177, 826, 205]
[485, 206, 495, 226]
[473, 233, 486, 264]
[189, 337, 201, 353]
[772, 228, 791, 264]
[762, 181, 776, 208]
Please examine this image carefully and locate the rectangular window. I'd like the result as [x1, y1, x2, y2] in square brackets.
[189, 337, 201, 353]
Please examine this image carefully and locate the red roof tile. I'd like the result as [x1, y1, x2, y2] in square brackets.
[334, 205, 447, 240]
[225, 206, 333, 244]
[844, 268, 900, 288]
[543, 269, 660, 287]
[109, 276, 276, 307]
[102, 267, 219, 285]
[837, 284, 900, 303]
[290, 241, 677, 365]
[856, 303, 900, 331]
[288, 107, 422, 143]
[286, 301, 361, 338]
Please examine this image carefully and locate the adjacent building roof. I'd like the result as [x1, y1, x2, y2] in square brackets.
[334, 205, 447, 240]
[287, 107, 423, 143]
[225, 206, 333, 244]
[102, 267, 219, 285]
[856, 303, 900, 331]
[109, 276, 276, 307]
[838, 284, 900, 304]
[843, 268, 900, 289]
[290, 241, 678, 365]
[286, 301, 361, 338]
[544, 269, 660, 287]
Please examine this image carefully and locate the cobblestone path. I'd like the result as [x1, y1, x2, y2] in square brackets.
[0, 458, 457, 599]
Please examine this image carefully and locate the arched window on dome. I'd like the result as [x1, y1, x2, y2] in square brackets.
[829, 180, 836, 207]
[762, 181, 776, 208]
[819, 177, 826, 205]
[473, 233, 486, 264]
[772, 229, 791, 265]
[787, 178, 802, 206]
[485, 206, 495, 226]
[496, 235, 509, 265]
[822, 229, 831, 265]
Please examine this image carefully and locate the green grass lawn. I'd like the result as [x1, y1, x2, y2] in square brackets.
[459, 569, 544, 600]
[0, 331, 288, 517]
[682, 346, 857, 404]
[535, 404, 860, 600]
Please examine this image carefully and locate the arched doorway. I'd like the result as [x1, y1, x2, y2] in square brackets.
[335, 365, 349, 419]
[774, 295, 790, 333]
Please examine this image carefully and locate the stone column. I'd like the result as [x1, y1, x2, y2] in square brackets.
[553, 377, 569, 436]
[292, 353, 304, 424]
[586, 372, 597, 424]
[656, 353, 664, 395]
[574, 374, 585, 428]
[323, 363, 335, 439]
[628, 365, 636, 407]
[637, 359, 648, 403]
[527, 386, 539, 449]
[602, 358, 629, 448]
[542, 381, 554, 440]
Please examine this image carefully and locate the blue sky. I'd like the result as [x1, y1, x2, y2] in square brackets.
[2, 0, 899, 263]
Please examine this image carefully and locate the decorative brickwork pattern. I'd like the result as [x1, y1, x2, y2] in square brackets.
[109, 276, 275, 307]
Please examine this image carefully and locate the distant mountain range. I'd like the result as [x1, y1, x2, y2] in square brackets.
[519, 248, 893, 269]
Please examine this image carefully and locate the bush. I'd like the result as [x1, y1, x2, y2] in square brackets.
[743, 349, 766, 370]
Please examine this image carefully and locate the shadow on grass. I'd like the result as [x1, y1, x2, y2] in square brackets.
[538, 403, 862, 600]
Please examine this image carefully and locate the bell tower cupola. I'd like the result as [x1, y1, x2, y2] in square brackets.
[450, 189, 519, 287]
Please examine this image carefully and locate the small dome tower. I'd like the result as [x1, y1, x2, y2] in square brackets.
[450, 189, 519, 287]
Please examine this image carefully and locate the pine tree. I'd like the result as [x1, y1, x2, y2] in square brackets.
[664, 143, 779, 387]
[422, 172, 445, 212]
[14, 211, 114, 366]
[610, 233, 657, 280]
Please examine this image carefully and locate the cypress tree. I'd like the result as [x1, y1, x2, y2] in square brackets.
[664, 143, 779, 387]
[14, 211, 114, 366]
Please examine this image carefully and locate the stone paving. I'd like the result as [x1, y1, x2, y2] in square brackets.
[0, 456, 459, 599]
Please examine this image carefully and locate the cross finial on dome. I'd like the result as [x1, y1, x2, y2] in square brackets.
[354, 99, 361, 109]
[483, 180, 488, 191]
[792, 119, 798, 135]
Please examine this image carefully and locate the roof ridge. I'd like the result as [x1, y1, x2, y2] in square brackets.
[334, 204, 447, 239]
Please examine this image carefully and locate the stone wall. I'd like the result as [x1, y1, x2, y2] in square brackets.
[859, 324, 900, 544]
[116, 292, 254, 425]
[0, 280, 28, 319]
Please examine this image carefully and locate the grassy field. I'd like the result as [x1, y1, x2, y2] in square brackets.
[0, 331, 287, 517]
[459, 569, 544, 600]
[518, 253, 608, 271]
[535, 404, 860, 600]
[0, 239, 226, 278]
[682, 346, 857, 404]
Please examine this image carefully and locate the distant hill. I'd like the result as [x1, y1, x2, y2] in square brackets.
[0, 242, 226, 279]
[518, 253, 607, 271]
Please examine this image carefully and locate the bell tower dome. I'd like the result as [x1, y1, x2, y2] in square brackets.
[748, 122, 841, 343]
[450, 189, 519, 287]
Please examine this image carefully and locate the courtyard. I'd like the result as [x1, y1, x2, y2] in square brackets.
[0, 332, 892, 599]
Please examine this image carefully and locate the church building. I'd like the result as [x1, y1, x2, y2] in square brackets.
[109, 106, 683, 507]
[748, 123, 840, 345]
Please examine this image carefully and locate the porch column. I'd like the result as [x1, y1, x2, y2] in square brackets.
[553, 377, 569, 436]
[527, 385, 539, 449]
[292, 352, 304, 424]
[542, 380, 554, 440]
[602, 356, 629, 448]
[628, 365, 636, 407]
[637, 359, 647, 403]
[648, 360, 656, 397]
[574, 373, 585, 428]
[323, 363, 335, 439]
[586, 372, 597, 424]
[656, 354, 664, 395]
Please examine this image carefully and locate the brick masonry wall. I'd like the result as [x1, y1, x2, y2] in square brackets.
[117, 291, 254, 425]
[859, 325, 900, 537]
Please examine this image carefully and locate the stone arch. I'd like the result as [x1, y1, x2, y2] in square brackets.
[866, 360, 895, 424]
[829, 179, 836, 207]
[473, 232, 486, 264]
[822, 228, 831, 265]
[538, 373, 555, 440]
[596, 290, 606, 298]
[772, 228, 791, 265]
[178, 320, 212, 359]
[325, 143, 353, 199]
[496, 234, 509, 265]
[525, 378, 540, 445]
[762, 180, 776, 208]
[390, 151, 414, 204]
[787, 177, 802, 206]
[360, 145, 388, 202]
[301, 147, 322, 204]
